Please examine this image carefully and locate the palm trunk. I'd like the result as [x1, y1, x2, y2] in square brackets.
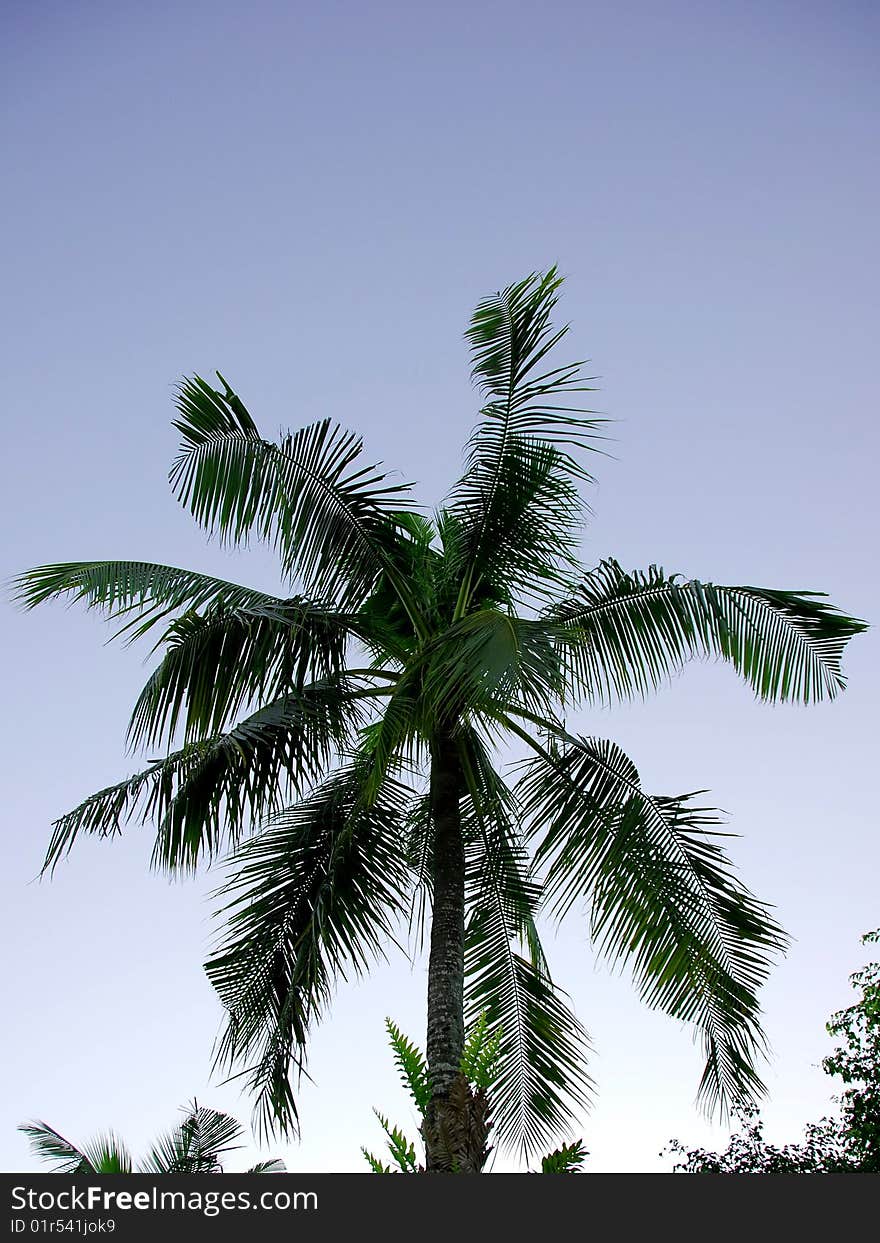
[423, 736, 466, 1171]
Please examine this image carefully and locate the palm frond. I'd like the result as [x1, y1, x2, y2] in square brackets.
[78, 1133, 133, 1174]
[10, 559, 295, 646]
[139, 1102, 243, 1173]
[357, 671, 428, 801]
[357, 511, 442, 657]
[169, 374, 418, 613]
[45, 680, 361, 874]
[549, 560, 867, 704]
[414, 611, 566, 733]
[459, 731, 593, 1156]
[516, 732, 788, 1113]
[18, 1122, 94, 1174]
[403, 788, 433, 949]
[464, 267, 602, 470]
[205, 763, 415, 1138]
[126, 594, 351, 750]
[444, 268, 605, 607]
[441, 447, 585, 608]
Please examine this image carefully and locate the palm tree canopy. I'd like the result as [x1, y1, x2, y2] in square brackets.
[19, 1122, 134, 1175]
[20, 1102, 284, 1174]
[14, 267, 866, 1155]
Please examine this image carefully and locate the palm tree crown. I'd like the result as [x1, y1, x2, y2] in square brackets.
[14, 268, 866, 1163]
[20, 1102, 284, 1174]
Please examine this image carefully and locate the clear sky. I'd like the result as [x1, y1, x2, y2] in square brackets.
[2, 0, 877, 1173]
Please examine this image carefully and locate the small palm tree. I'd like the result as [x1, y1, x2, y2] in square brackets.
[14, 269, 865, 1169]
[20, 1102, 284, 1173]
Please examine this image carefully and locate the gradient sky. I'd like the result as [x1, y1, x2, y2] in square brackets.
[2, 0, 877, 1173]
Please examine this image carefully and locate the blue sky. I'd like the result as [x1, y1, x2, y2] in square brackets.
[2, 0, 877, 1171]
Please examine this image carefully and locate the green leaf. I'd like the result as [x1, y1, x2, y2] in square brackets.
[539, 1138, 588, 1172]
[138, 1102, 243, 1174]
[18, 1122, 97, 1175]
[206, 763, 415, 1138]
[126, 595, 351, 750]
[420, 610, 566, 724]
[517, 732, 788, 1113]
[549, 559, 867, 704]
[372, 1110, 419, 1172]
[459, 1011, 502, 1092]
[385, 1019, 430, 1113]
[460, 731, 593, 1156]
[361, 1148, 394, 1174]
[44, 680, 361, 874]
[169, 375, 416, 612]
[10, 559, 294, 646]
[444, 268, 606, 608]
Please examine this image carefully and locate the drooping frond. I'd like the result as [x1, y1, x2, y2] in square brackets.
[126, 595, 350, 750]
[205, 764, 415, 1138]
[459, 731, 593, 1155]
[549, 559, 867, 704]
[139, 1103, 243, 1174]
[20, 1121, 134, 1174]
[18, 1122, 96, 1174]
[444, 268, 605, 607]
[10, 559, 295, 646]
[45, 680, 362, 874]
[459, 732, 545, 957]
[516, 733, 788, 1113]
[465, 911, 593, 1157]
[357, 670, 428, 801]
[402, 787, 433, 948]
[169, 375, 418, 613]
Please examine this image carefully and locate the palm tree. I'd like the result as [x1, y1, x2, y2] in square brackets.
[14, 269, 865, 1170]
[20, 1102, 285, 1173]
